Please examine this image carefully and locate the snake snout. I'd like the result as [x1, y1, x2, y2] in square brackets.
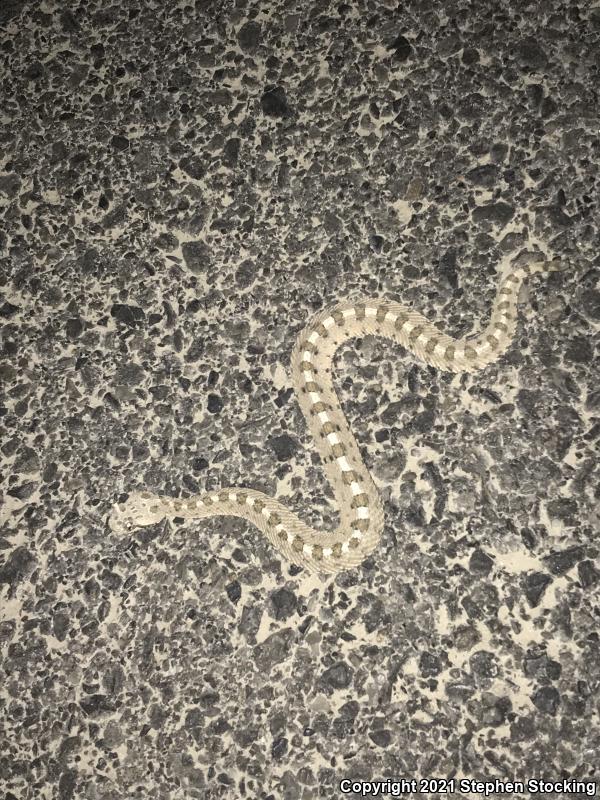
[108, 502, 134, 534]
[108, 492, 166, 532]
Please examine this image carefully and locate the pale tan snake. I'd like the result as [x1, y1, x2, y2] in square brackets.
[108, 258, 566, 574]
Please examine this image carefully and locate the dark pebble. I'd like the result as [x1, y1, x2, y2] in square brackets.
[24, 61, 44, 80]
[156, 232, 179, 251]
[7, 482, 37, 500]
[478, 693, 512, 727]
[510, 714, 536, 742]
[66, 317, 84, 338]
[580, 289, 600, 322]
[235, 259, 255, 288]
[517, 388, 544, 416]
[578, 560, 600, 589]
[208, 89, 232, 107]
[261, 86, 291, 118]
[565, 336, 593, 364]
[531, 686, 560, 715]
[516, 37, 548, 71]
[438, 248, 458, 288]
[546, 497, 578, 524]
[238, 20, 261, 52]
[339, 700, 359, 719]
[490, 143, 508, 163]
[472, 202, 515, 226]
[58, 770, 77, 800]
[170, 66, 192, 89]
[465, 164, 500, 187]
[268, 433, 299, 461]
[90, 43, 105, 60]
[81, 247, 102, 274]
[223, 137, 240, 166]
[231, 547, 247, 563]
[526, 84, 543, 107]
[114, 363, 145, 386]
[389, 34, 412, 61]
[207, 393, 223, 413]
[542, 545, 585, 575]
[321, 661, 353, 690]
[0, 173, 21, 197]
[255, 629, 294, 668]
[269, 587, 297, 620]
[274, 388, 293, 409]
[523, 572, 552, 607]
[523, 654, 561, 680]
[412, 408, 435, 434]
[14, 446, 39, 473]
[60, 9, 79, 32]
[462, 47, 479, 65]
[585, 390, 600, 412]
[79, 694, 114, 716]
[544, 206, 573, 227]
[111, 135, 129, 151]
[369, 729, 392, 747]
[0, 546, 36, 589]
[226, 580, 241, 604]
[540, 96, 558, 118]
[0, 301, 20, 318]
[182, 241, 211, 275]
[459, 92, 486, 119]
[110, 304, 145, 327]
[369, 234, 384, 253]
[469, 650, 499, 680]
[271, 736, 288, 760]
[469, 549, 494, 575]
[179, 156, 205, 180]
[419, 651, 442, 677]
[324, 211, 342, 234]
[239, 604, 262, 641]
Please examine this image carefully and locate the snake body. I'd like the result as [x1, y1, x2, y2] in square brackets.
[108, 258, 565, 574]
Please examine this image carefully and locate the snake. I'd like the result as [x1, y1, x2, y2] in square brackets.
[108, 258, 566, 574]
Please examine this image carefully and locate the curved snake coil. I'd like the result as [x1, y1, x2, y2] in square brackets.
[108, 258, 565, 574]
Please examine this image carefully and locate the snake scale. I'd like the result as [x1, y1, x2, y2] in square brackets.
[108, 258, 565, 574]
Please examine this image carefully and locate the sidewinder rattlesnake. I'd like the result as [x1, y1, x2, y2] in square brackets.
[108, 257, 566, 574]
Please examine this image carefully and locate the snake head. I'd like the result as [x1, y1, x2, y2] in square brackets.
[108, 491, 165, 534]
